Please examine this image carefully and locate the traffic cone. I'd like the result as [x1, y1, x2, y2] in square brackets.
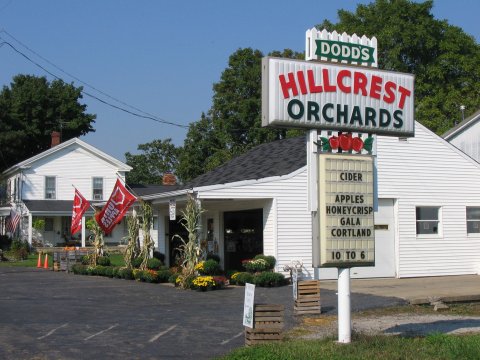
[37, 253, 42, 268]
[43, 254, 49, 269]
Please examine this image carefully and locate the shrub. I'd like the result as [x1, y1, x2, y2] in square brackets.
[112, 267, 121, 278]
[104, 267, 114, 278]
[192, 275, 216, 290]
[206, 253, 220, 263]
[97, 256, 111, 267]
[233, 272, 254, 286]
[243, 258, 269, 273]
[132, 257, 143, 268]
[71, 264, 88, 275]
[168, 272, 180, 285]
[143, 269, 159, 283]
[253, 271, 286, 287]
[254, 254, 276, 270]
[7, 239, 30, 260]
[119, 267, 134, 280]
[157, 269, 172, 283]
[147, 257, 162, 270]
[133, 269, 144, 281]
[152, 251, 165, 263]
[202, 259, 221, 275]
[80, 255, 90, 265]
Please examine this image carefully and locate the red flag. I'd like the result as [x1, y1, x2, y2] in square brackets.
[95, 179, 136, 234]
[71, 188, 90, 235]
[6, 207, 21, 235]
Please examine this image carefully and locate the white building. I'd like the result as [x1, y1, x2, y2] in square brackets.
[1, 135, 132, 247]
[443, 109, 480, 163]
[144, 121, 480, 279]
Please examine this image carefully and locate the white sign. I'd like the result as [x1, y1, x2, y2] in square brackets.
[169, 199, 176, 221]
[292, 271, 298, 300]
[243, 283, 255, 328]
[316, 153, 375, 267]
[262, 57, 414, 137]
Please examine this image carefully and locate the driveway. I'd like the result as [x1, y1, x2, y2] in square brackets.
[0, 268, 405, 359]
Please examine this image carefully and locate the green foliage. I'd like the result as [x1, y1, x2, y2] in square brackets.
[71, 263, 88, 275]
[231, 272, 254, 286]
[6, 239, 30, 260]
[168, 272, 180, 285]
[317, 0, 480, 134]
[146, 257, 162, 270]
[125, 138, 179, 185]
[132, 257, 143, 268]
[254, 254, 276, 270]
[118, 267, 134, 280]
[253, 271, 286, 287]
[80, 255, 90, 265]
[157, 269, 172, 283]
[32, 219, 45, 231]
[220, 333, 480, 360]
[0, 74, 96, 172]
[243, 258, 269, 273]
[176, 49, 304, 182]
[200, 259, 221, 275]
[97, 256, 111, 267]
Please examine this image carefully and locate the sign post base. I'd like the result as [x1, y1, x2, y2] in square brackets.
[338, 267, 351, 343]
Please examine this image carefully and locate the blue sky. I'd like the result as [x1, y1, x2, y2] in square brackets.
[0, 0, 479, 161]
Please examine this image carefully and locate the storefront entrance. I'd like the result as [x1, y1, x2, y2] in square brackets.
[168, 217, 189, 266]
[223, 209, 263, 271]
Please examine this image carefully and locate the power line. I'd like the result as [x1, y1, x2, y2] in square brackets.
[0, 29, 177, 124]
[0, 37, 188, 129]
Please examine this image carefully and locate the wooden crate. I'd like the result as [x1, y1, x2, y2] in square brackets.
[53, 249, 89, 272]
[245, 304, 284, 346]
[294, 280, 321, 315]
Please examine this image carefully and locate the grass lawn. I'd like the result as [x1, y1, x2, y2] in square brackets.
[0, 252, 125, 267]
[219, 333, 480, 359]
[0, 253, 39, 267]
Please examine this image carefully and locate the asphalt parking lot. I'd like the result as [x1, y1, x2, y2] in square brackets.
[0, 268, 405, 359]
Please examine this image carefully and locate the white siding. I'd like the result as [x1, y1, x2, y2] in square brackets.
[197, 170, 312, 273]
[448, 118, 480, 163]
[377, 122, 480, 277]
[21, 145, 124, 201]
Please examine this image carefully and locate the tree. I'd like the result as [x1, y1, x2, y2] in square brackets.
[0, 74, 96, 172]
[177, 48, 304, 182]
[125, 138, 179, 185]
[318, 0, 480, 134]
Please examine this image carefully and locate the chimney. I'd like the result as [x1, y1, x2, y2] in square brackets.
[51, 131, 61, 147]
[162, 172, 176, 185]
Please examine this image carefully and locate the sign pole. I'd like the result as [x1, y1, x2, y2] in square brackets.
[338, 267, 351, 343]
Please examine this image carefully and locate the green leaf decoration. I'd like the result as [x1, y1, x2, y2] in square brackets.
[320, 137, 331, 151]
[363, 137, 374, 152]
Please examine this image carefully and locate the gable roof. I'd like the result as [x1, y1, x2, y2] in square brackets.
[2, 137, 132, 177]
[443, 109, 480, 140]
[186, 136, 307, 189]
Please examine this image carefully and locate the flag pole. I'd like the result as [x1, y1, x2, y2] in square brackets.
[115, 173, 142, 202]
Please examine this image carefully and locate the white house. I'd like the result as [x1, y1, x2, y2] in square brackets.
[1, 135, 132, 247]
[443, 109, 480, 163]
[141, 121, 480, 279]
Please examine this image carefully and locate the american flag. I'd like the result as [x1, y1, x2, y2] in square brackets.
[6, 208, 21, 235]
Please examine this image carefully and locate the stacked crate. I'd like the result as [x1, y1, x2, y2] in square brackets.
[245, 304, 284, 346]
[294, 280, 321, 315]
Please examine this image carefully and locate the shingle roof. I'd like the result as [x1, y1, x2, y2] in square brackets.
[443, 109, 480, 140]
[186, 136, 307, 188]
[128, 184, 182, 197]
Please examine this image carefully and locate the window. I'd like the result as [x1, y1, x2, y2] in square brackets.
[45, 176, 56, 199]
[92, 177, 103, 200]
[416, 207, 440, 235]
[467, 207, 480, 234]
